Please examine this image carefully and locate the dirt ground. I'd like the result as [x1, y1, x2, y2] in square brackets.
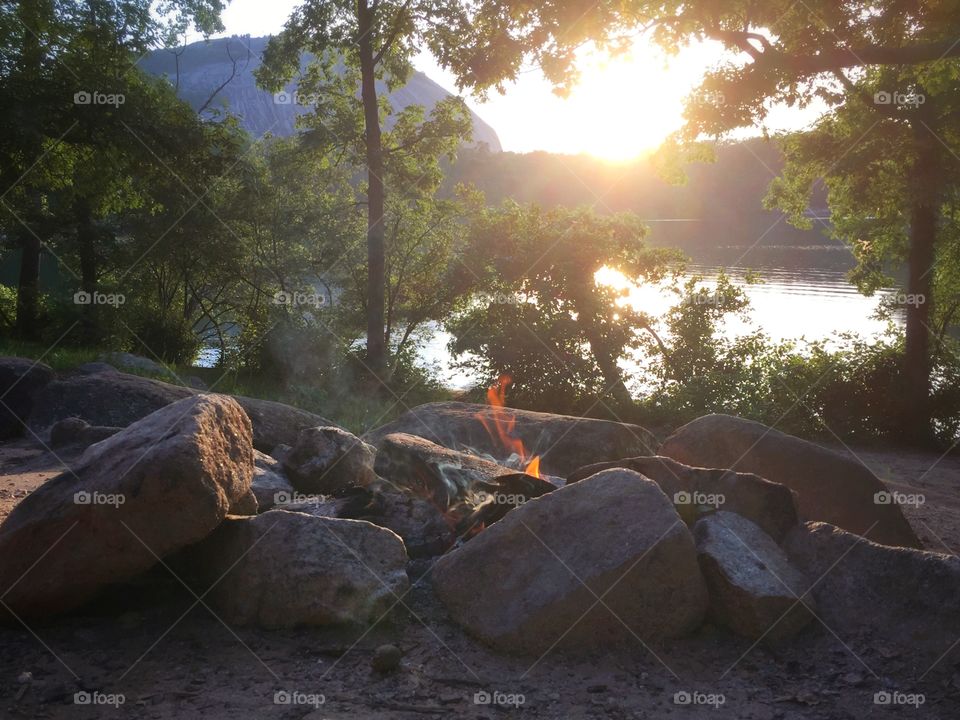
[1, 438, 959, 719]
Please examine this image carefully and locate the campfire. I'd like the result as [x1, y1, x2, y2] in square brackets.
[476, 373, 541, 478]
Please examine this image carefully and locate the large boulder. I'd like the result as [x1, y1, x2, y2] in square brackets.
[0, 357, 55, 439]
[783, 522, 960, 662]
[26, 370, 336, 452]
[273, 486, 454, 559]
[660, 414, 921, 548]
[568, 456, 798, 542]
[282, 426, 377, 495]
[237, 396, 339, 454]
[49, 417, 121, 449]
[0, 394, 253, 618]
[249, 450, 294, 511]
[431, 469, 708, 654]
[694, 512, 815, 641]
[374, 432, 516, 507]
[365, 402, 657, 477]
[189, 511, 409, 628]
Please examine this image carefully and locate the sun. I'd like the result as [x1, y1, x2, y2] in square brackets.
[557, 42, 721, 161]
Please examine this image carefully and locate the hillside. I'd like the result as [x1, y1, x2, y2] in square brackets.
[138, 35, 502, 150]
[444, 140, 838, 267]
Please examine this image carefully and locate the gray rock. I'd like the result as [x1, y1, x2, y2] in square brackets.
[250, 450, 294, 511]
[0, 357, 55, 439]
[431, 469, 708, 654]
[365, 401, 657, 477]
[73, 362, 119, 375]
[100, 351, 173, 378]
[189, 511, 409, 628]
[660, 414, 921, 548]
[375, 432, 515, 508]
[372, 644, 402, 673]
[282, 426, 377, 495]
[0, 395, 253, 618]
[567, 456, 799, 542]
[228, 489, 259, 516]
[26, 370, 338, 452]
[49, 417, 121, 449]
[694, 512, 815, 641]
[270, 486, 454, 558]
[783, 521, 960, 662]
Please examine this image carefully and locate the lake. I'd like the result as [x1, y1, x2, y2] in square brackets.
[421, 247, 905, 390]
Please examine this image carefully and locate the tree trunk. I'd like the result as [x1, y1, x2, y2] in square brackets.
[75, 199, 98, 344]
[13, 0, 45, 341]
[903, 107, 939, 443]
[357, 1, 388, 378]
[15, 230, 41, 340]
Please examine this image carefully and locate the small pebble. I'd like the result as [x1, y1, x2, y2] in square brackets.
[17, 671, 32, 684]
[371, 644, 402, 673]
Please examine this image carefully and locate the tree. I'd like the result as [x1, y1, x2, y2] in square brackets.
[434, 0, 960, 441]
[256, 0, 470, 377]
[447, 203, 680, 413]
[0, 0, 227, 341]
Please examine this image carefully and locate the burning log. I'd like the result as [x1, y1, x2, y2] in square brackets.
[271, 483, 454, 558]
[364, 402, 658, 477]
[454, 472, 558, 536]
[373, 432, 514, 508]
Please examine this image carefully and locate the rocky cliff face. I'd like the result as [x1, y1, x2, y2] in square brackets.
[139, 35, 502, 151]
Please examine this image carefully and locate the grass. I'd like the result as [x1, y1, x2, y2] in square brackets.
[0, 339, 451, 435]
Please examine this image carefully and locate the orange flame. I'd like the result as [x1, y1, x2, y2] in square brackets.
[478, 374, 541, 478]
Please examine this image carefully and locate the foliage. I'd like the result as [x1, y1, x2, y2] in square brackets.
[447, 203, 682, 414]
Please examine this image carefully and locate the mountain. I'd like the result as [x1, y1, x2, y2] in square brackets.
[138, 35, 502, 151]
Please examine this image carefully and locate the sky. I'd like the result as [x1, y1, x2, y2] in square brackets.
[201, 0, 822, 161]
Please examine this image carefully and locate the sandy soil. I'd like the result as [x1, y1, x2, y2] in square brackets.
[1, 438, 958, 719]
